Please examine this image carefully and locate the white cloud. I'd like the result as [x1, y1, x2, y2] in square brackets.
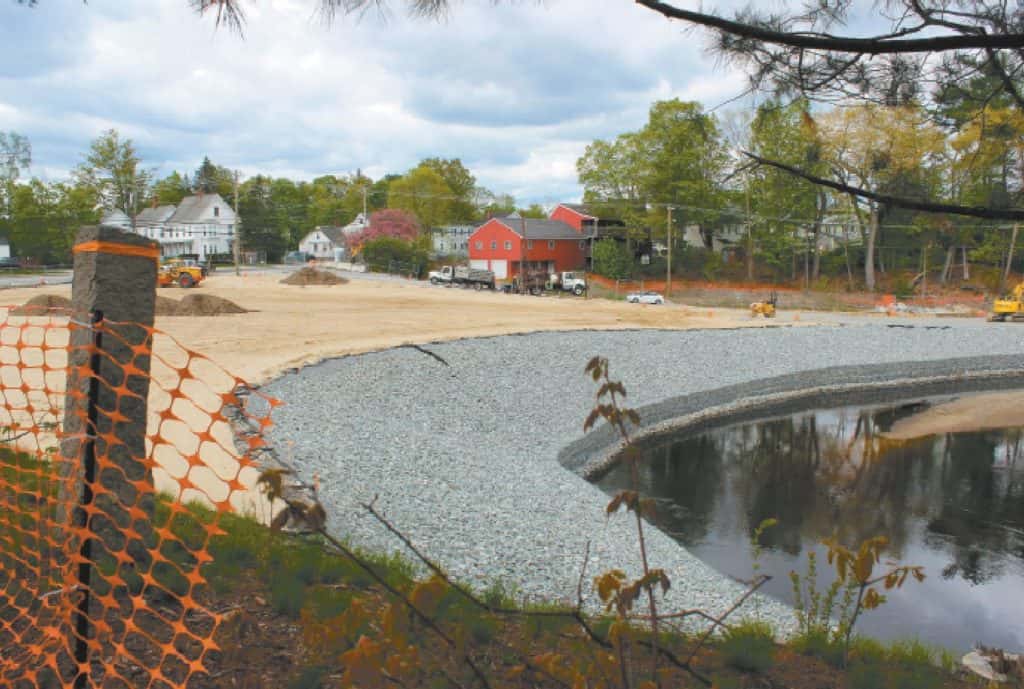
[0, 0, 747, 203]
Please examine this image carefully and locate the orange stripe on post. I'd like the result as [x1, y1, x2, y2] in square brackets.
[73, 241, 160, 261]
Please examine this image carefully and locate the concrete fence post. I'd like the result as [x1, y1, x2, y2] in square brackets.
[61, 225, 157, 688]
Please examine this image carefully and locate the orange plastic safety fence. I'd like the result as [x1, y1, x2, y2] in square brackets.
[0, 306, 279, 688]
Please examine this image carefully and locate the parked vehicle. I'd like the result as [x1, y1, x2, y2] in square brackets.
[158, 259, 204, 288]
[0, 257, 20, 270]
[627, 291, 665, 304]
[284, 251, 314, 265]
[549, 271, 587, 296]
[428, 265, 496, 290]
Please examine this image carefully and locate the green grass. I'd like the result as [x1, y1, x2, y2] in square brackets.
[719, 620, 776, 673]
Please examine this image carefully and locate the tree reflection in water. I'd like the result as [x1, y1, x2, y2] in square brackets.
[596, 399, 1024, 651]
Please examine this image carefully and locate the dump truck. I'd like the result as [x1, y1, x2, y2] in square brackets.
[428, 265, 496, 290]
[158, 259, 204, 288]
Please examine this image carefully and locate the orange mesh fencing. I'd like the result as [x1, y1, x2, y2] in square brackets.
[0, 306, 279, 688]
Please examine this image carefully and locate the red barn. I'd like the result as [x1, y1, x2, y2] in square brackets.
[549, 203, 597, 232]
[468, 216, 590, 280]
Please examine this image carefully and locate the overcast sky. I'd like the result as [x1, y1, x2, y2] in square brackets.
[0, 0, 750, 205]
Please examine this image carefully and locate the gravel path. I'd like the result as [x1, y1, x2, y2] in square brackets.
[259, 320, 1024, 632]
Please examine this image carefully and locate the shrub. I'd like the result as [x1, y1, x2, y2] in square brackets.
[720, 620, 776, 673]
[791, 630, 844, 667]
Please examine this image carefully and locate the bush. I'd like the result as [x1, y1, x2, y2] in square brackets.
[720, 620, 776, 673]
[791, 630, 845, 667]
[360, 236, 427, 274]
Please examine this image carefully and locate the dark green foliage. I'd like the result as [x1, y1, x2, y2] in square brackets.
[719, 620, 776, 673]
[360, 236, 428, 273]
[303, 586, 353, 621]
[592, 238, 634, 279]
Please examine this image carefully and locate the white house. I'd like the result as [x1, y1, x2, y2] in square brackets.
[341, 212, 369, 237]
[299, 226, 346, 261]
[103, 194, 237, 260]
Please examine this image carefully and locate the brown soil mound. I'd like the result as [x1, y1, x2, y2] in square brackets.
[11, 294, 72, 315]
[175, 294, 249, 316]
[280, 267, 348, 286]
[155, 296, 181, 316]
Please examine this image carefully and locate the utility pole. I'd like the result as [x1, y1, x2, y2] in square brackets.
[666, 206, 673, 298]
[362, 185, 368, 220]
[520, 215, 527, 294]
[233, 170, 241, 276]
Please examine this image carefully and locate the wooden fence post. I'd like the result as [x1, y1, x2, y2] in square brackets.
[62, 225, 157, 688]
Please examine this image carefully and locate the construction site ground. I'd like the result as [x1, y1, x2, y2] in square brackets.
[2, 267, 1011, 436]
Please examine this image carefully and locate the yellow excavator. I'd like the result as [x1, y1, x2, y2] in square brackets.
[990, 282, 1024, 321]
[750, 291, 778, 318]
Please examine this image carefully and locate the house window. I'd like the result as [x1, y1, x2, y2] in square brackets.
[439, 242, 445, 252]
[491, 240, 497, 250]
[527, 240, 534, 250]
[579, 240, 586, 249]
[475, 241, 482, 250]
[547, 240, 556, 249]
[504, 240, 512, 250]
[214, 207, 220, 217]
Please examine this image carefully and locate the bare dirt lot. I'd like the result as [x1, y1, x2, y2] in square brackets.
[3, 270, 819, 384]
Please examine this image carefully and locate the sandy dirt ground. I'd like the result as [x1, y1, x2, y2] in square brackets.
[2, 271, 820, 384]
[884, 390, 1024, 439]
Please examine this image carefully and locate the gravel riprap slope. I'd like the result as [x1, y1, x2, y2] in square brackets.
[259, 322, 1024, 631]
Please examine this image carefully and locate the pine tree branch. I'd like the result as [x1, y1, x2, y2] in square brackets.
[743, 151, 1024, 221]
[634, 0, 1024, 53]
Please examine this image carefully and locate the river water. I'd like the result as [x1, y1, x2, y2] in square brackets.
[596, 399, 1024, 652]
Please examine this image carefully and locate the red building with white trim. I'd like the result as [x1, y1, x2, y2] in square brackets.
[467, 215, 591, 280]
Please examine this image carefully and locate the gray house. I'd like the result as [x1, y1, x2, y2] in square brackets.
[432, 224, 476, 258]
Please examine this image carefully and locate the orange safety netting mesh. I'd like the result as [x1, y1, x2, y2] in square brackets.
[0, 306, 279, 688]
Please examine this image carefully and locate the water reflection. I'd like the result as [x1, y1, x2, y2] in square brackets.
[596, 399, 1024, 651]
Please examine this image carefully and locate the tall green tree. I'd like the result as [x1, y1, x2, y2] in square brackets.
[238, 175, 288, 261]
[73, 129, 152, 218]
[748, 100, 827, 279]
[150, 171, 190, 206]
[388, 165, 453, 229]
[421, 157, 477, 221]
[0, 132, 31, 220]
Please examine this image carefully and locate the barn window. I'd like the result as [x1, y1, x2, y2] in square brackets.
[504, 240, 512, 250]
[579, 240, 586, 249]
[491, 240, 497, 250]
[547, 240, 555, 249]
[527, 240, 534, 250]
[475, 241, 482, 250]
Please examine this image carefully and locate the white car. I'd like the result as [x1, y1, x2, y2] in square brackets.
[627, 291, 665, 305]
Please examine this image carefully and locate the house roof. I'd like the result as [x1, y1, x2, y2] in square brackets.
[492, 217, 591, 240]
[167, 193, 233, 224]
[136, 205, 176, 225]
[100, 209, 130, 225]
[318, 226, 346, 244]
[557, 203, 596, 218]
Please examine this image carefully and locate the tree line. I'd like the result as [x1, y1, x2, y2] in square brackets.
[581, 82, 1024, 291]
[0, 129, 546, 264]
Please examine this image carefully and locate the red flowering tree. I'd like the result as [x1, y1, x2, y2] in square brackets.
[348, 208, 420, 250]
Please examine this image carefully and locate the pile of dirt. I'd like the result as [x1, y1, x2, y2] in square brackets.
[155, 296, 181, 316]
[157, 294, 249, 317]
[280, 267, 348, 286]
[11, 294, 72, 315]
